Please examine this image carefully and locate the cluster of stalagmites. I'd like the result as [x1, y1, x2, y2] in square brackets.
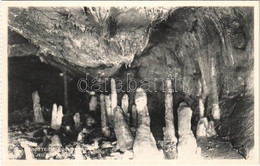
[13, 78, 220, 160]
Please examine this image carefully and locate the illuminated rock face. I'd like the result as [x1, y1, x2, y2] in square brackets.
[177, 102, 198, 159]
[133, 88, 164, 160]
[51, 104, 63, 130]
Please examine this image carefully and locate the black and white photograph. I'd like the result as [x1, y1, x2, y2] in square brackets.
[1, 1, 259, 164]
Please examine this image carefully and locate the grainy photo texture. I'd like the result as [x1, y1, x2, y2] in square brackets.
[5, 4, 257, 162]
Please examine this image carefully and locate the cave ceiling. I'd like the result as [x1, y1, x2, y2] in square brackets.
[8, 6, 253, 86]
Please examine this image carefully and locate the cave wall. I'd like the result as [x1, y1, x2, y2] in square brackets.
[125, 7, 254, 155]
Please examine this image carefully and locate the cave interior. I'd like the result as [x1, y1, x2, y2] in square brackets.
[7, 6, 254, 160]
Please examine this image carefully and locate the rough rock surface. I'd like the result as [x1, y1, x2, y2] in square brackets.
[133, 88, 164, 160]
[8, 7, 171, 77]
[113, 106, 134, 152]
[217, 95, 254, 158]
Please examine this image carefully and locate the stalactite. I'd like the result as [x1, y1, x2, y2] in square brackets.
[131, 105, 138, 127]
[121, 94, 130, 125]
[113, 106, 134, 152]
[100, 94, 110, 137]
[105, 95, 113, 126]
[133, 88, 164, 160]
[73, 113, 81, 131]
[89, 95, 97, 111]
[32, 90, 45, 123]
[211, 56, 220, 120]
[177, 102, 198, 159]
[51, 104, 63, 130]
[196, 117, 208, 138]
[111, 78, 117, 114]
[163, 79, 177, 159]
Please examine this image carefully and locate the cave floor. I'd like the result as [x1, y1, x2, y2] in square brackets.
[8, 122, 244, 160]
[197, 137, 244, 159]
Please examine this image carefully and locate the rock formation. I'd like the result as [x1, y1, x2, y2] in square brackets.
[105, 95, 113, 126]
[163, 79, 177, 159]
[89, 96, 97, 111]
[196, 117, 208, 138]
[131, 105, 138, 127]
[51, 104, 63, 130]
[100, 94, 110, 137]
[73, 113, 81, 131]
[113, 106, 134, 152]
[177, 102, 198, 159]
[32, 90, 45, 123]
[111, 78, 117, 114]
[133, 88, 164, 160]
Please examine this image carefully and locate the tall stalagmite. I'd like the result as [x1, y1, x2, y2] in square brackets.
[163, 79, 177, 159]
[211, 56, 220, 120]
[131, 105, 138, 127]
[89, 96, 97, 111]
[121, 94, 130, 124]
[51, 104, 63, 130]
[32, 90, 45, 123]
[100, 94, 110, 137]
[113, 106, 134, 152]
[111, 78, 117, 114]
[177, 102, 198, 159]
[133, 88, 164, 160]
[105, 95, 113, 126]
[73, 113, 81, 131]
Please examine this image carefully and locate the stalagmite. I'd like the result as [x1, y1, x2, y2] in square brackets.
[121, 94, 129, 115]
[133, 88, 164, 160]
[20, 140, 37, 160]
[121, 94, 130, 124]
[163, 79, 177, 159]
[89, 96, 97, 111]
[211, 56, 220, 120]
[11, 146, 24, 159]
[177, 102, 198, 159]
[196, 117, 208, 138]
[51, 104, 63, 130]
[32, 90, 45, 123]
[111, 78, 117, 114]
[74, 144, 84, 160]
[199, 97, 204, 118]
[63, 71, 69, 112]
[73, 113, 81, 131]
[100, 94, 110, 137]
[105, 95, 113, 126]
[77, 128, 89, 142]
[85, 113, 96, 127]
[131, 105, 138, 127]
[206, 121, 217, 137]
[45, 135, 62, 159]
[113, 106, 134, 152]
